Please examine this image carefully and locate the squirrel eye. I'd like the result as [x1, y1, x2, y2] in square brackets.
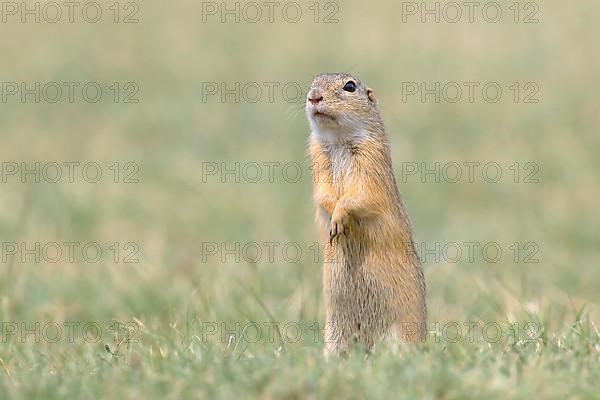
[343, 81, 356, 92]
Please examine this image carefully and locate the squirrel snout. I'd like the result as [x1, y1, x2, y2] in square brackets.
[307, 88, 323, 105]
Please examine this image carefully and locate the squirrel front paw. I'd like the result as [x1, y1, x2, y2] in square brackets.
[329, 209, 349, 245]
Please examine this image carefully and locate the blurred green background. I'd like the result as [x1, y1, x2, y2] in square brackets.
[0, 0, 598, 398]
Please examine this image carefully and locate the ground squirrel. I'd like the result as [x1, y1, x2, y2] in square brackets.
[305, 72, 426, 356]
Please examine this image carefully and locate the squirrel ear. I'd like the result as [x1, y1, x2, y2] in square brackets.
[367, 88, 377, 103]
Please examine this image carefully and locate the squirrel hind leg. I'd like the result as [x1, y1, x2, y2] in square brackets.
[323, 327, 350, 359]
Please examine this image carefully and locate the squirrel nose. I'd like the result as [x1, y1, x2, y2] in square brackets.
[308, 89, 323, 105]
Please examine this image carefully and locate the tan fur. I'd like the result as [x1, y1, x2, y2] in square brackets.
[305, 73, 426, 357]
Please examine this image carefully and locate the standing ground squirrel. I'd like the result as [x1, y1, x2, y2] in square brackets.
[305, 72, 426, 357]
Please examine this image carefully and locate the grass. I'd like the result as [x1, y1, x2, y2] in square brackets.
[0, 0, 599, 398]
[0, 312, 598, 398]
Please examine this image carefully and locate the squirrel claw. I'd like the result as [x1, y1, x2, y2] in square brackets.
[329, 228, 337, 245]
[329, 214, 348, 245]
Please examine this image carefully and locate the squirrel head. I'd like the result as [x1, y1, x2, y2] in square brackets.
[306, 72, 384, 142]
